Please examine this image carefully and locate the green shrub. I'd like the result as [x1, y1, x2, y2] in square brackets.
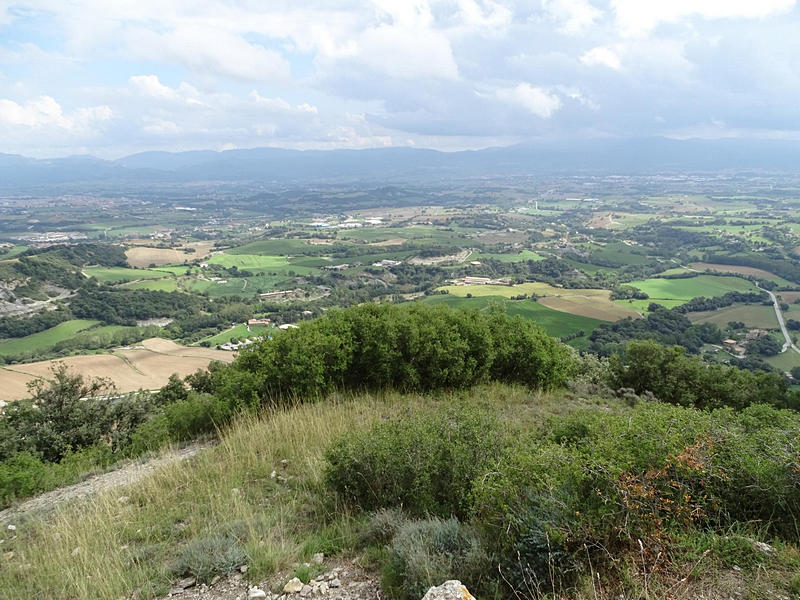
[324, 405, 506, 519]
[0, 453, 47, 504]
[126, 393, 233, 456]
[170, 534, 248, 584]
[163, 393, 232, 441]
[223, 303, 575, 404]
[471, 402, 800, 595]
[126, 415, 171, 456]
[0, 444, 114, 507]
[382, 518, 490, 600]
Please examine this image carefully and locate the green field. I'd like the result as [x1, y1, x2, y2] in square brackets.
[0, 319, 99, 356]
[228, 239, 315, 255]
[84, 266, 174, 283]
[0, 245, 28, 259]
[472, 250, 545, 263]
[766, 350, 800, 373]
[688, 303, 779, 329]
[421, 294, 603, 344]
[121, 278, 179, 292]
[587, 243, 653, 266]
[201, 324, 272, 345]
[208, 254, 292, 270]
[628, 275, 757, 306]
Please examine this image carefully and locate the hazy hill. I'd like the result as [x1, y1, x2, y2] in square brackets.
[4, 137, 800, 190]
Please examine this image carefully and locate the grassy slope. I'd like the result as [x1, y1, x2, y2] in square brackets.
[0, 319, 99, 356]
[0, 384, 576, 598]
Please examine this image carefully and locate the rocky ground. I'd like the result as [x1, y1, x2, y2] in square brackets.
[161, 558, 381, 600]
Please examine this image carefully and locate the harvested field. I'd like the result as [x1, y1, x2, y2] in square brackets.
[778, 291, 800, 304]
[0, 338, 234, 402]
[538, 294, 640, 321]
[126, 247, 195, 268]
[689, 262, 782, 280]
[369, 238, 406, 246]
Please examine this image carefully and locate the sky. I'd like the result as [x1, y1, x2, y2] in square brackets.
[0, 0, 799, 158]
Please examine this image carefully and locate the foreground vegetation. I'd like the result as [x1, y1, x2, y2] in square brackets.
[3, 384, 800, 600]
[2, 302, 800, 599]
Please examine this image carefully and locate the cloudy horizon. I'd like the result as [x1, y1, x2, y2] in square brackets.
[1, 0, 799, 158]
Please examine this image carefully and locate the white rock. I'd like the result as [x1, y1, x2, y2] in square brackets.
[249, 587, 268, 599]
[311, 552, 324, 565]
[299, 585, 312, 597]
[6, 525, 15, 531]
[283, 578, 304, 594]
[240, 564, 249, 573]
[329, 579, 341, 588]
[71, 547, 81, 556]
[421, 580, 475, 600]
[752, 540, 776, 555]
[270, 471, 277, 479]
[317, 582, 329, 595]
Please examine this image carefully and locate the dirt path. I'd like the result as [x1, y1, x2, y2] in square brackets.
[0, 443, 210, 523]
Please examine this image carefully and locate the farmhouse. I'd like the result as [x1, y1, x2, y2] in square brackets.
[372, 259, 402, 267]
[745, 329, 768, 341]
[247, 318, 271, 326]
[459, 276, 513, 286]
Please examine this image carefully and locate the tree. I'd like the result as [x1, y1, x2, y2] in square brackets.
[1, 364, 114, 462]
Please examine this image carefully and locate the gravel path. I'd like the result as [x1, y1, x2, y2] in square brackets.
[0, 443, 209, 523]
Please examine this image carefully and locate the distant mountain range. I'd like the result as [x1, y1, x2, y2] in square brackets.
[3, 138, 800, 190]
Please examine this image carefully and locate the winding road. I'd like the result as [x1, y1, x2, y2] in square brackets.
[756, 283, 800, 355]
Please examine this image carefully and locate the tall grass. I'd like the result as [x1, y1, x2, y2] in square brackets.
[0, 384, 559, 599]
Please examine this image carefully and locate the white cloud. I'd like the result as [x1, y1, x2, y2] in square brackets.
[141, 117, 179, 135]
[581, 46, 622, 70]
[127, 26, 291, 82]
[612, 0, 797, 36]
[354, 24, 459, 79]
[0, 95, 111, 130]
[496, 83, 561, 118]
[542, 0, 602, 34]
[250, 91, 319, 114]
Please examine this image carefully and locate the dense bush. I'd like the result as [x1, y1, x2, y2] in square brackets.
[325, 405, 506, 520]
[609, 340, 797, 410]
[471, 403, 800, 594]
[217, 303, 575, 404]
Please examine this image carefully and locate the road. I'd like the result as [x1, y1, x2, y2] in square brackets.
[757, 283, 800, 355]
